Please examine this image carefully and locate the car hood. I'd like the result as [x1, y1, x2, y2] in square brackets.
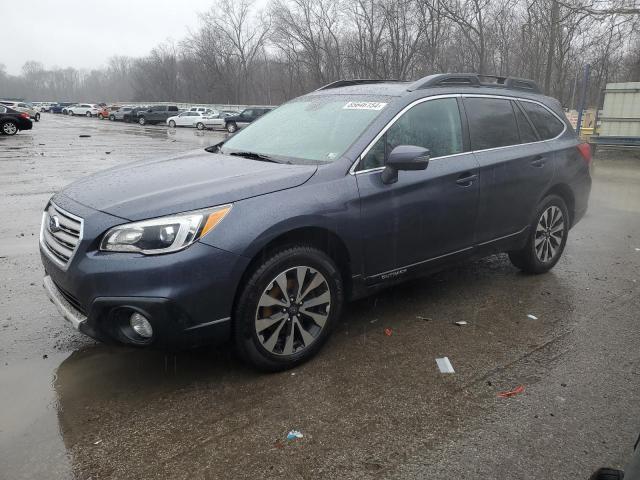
[59, 149, 318, 221]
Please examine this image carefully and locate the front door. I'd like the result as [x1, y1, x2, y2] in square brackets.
[355, 97, 480, 280]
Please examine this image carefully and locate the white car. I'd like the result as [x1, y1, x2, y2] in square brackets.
[67, 103, 100, 117]
[167, 111, 213, 130]
[0, 100, 40, 121]
[189, 106, 213, 114]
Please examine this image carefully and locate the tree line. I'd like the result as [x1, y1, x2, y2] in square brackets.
[1, 0, 638, 109]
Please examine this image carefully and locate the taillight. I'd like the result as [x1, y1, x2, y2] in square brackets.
[577, 143, 592, 166]
[19, 112, 30, 119]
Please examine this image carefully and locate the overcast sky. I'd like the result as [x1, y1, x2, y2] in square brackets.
[2, 0, 217, 75]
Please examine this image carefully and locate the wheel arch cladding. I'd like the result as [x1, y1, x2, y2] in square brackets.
[543, 184, 575, 226]
[232, 226, 352, 314]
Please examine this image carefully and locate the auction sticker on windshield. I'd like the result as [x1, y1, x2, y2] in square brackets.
[343, 101, 387, 110]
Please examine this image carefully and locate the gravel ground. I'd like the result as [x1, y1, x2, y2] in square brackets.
[0, 114, 639, 480]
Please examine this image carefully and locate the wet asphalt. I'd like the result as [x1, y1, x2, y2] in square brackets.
[0, 114, 639, 480]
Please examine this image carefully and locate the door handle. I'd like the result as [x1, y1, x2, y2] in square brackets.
[530, 155, 546, 168]
[456, 173, 477, 186]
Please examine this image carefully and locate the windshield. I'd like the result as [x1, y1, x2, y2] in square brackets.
[220, 95, 392, 164]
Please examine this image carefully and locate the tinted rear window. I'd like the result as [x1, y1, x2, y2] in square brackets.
[464, 97, 520, 150]
[519, 101, 564, 140]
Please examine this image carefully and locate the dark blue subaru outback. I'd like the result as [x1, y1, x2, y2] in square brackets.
[40, 74, 592, 370]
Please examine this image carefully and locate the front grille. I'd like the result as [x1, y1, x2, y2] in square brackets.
[40, 202, 83, 269]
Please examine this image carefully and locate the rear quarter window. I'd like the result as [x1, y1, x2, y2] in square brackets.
[464, 97, 520, 150]
[519, 101, 565, 140]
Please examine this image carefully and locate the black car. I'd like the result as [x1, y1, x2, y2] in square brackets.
[137, 105, 180, 125]
[123, 106, 148, 123]
[0, 105, 33, 135]
[224, 107, 273, 133]
[40, 73, 591, 371]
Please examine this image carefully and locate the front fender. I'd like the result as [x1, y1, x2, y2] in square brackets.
[199, 172, 364, 276]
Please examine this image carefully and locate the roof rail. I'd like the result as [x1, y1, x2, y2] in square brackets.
[316, 79, 401, 91]
[407, 73, 541, 94]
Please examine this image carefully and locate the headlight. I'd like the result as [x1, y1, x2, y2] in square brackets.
[100, 204, 232, 254]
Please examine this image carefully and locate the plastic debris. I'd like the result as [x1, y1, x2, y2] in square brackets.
[416, 315, 431, 321]
[287, 430, 303, 440]
[79, 134, 91, 138]
[527, 314, 538, 320]
[454, 321, 468, 326]
[497, 385, 526, 398]
[635, 248, 640, 251]
[93, 439, 102, 445]
[384, 328, 393, 336]
[370, 319, 378, 324]
[436, 357, 455, 374]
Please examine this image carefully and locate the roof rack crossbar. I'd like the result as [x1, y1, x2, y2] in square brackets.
[316, 79, 400, 91]
[407, 73, 541, 93]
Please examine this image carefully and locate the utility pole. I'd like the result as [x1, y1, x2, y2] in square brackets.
[576, 64, 590, 137]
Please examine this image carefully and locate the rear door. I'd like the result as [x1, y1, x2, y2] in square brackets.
[355, 96, 480, 279]
[464, 96, 555, 244]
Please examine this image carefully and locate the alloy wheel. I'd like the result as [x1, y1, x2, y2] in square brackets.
[535, 205, 564, 263]
[255, 266, 331, 356]
[2, 122, 17, 135]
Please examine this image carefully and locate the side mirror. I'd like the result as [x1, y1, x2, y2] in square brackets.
[381, 145, 430, 184]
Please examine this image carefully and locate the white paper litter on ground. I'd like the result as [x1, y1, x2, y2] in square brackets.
[527, 314, 538, 320]
[436, 357, 455, 374]
[635, 247, 640, 251]
[454, 321, 468, 326]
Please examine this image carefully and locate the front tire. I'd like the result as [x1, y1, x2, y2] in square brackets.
[168, 120, 176, 128]
[68, 110, 74, 116]
[35, 113, 40, 122]
[138, 117, 146, 125]
[196, 122, 205, 130]
[98, 113, 104, 119]
[234, 246, 344, 371]
[86, 111, 91, 117]
[109, 114, 115, 121]
[226, 121, 237, 133]
[508, 194, 569, 274]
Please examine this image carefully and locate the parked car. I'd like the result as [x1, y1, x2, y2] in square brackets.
[67, 104, 100, 117]
[167, 111, 218, 130]
[137, 105, 180, 125]
[224, 107, 272, 133]
[39, 102, 55, 112]
[200, 111, 234, 130]
[50, 102, 75, 114]
[122, 106, 148, 123]
[39, 73, 591, 371]
[109, 106, 132, 121]
[97, 105, 120, 120]
[189, 106, 212, 114]
[0, 101, 40, 122]
[0, 105, 33, 135]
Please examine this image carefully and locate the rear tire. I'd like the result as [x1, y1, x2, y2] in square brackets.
[98, 113, 104, 119]
[138, 117, 146, 125]
[86, 111, 91, 117]
[226, 122, 237, 133]
[109, 115, 115, 121]
[1, 121, 18, 135]
[508, 194, 569, 274]
[196, 122, 205, 130]
[68, 110, 74, 116]
[234, 246, 344, 371]
[35, 113, 40, 122]
[589, 468, 624, 480]
[168, 120, 176, 128]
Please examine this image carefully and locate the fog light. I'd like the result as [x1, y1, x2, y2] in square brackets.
[130, 313, 153, 338]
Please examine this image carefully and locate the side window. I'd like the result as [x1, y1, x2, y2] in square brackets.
[513, 101, 538, 143]
[168, 106, 178, 112]
[465, 97, 520, 150]
[360, 98, 463, 171]
[243, 109, 253, 117]
[519, 101, 564, 140]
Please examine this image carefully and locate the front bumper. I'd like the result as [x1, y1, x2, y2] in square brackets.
[41, 195, 250, 349]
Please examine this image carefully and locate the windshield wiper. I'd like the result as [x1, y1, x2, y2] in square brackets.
[228, 151, 281, 163]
